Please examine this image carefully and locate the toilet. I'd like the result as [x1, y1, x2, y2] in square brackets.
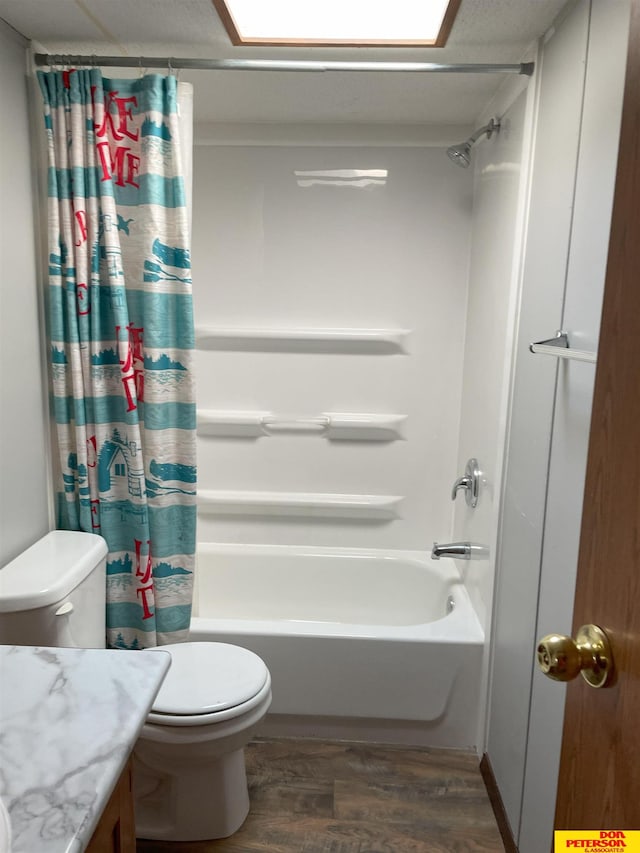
[0, 530, 272, 842]
[133, 641, 271, 840]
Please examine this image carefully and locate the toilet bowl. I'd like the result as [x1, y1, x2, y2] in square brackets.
[133, 641, 272, 841]
[0, 532, 272, 842]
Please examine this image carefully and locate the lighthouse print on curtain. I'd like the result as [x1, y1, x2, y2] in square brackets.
[38, 69, 196, 648]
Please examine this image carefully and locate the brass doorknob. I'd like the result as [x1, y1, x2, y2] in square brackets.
[536, 624, 614, 688]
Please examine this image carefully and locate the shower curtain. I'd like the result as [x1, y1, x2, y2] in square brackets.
[38, 69, 196, 649]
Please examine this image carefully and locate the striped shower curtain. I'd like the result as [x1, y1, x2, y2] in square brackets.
[38, 69, 196, 649]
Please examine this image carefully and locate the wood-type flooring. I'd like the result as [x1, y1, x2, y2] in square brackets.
[136, 737, 505, 853]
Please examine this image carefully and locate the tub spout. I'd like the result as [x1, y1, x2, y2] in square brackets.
[431, 541, 472, 560]
[431, 542, 489, 560]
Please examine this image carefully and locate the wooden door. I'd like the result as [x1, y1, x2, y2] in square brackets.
[554, 0, 640, 829]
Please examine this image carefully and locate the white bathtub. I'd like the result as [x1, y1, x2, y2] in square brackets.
[190, 543, 484, 747]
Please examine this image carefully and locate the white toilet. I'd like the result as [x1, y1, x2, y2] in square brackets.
[0, 530, 272, 842]
[133, 641, 271, 841]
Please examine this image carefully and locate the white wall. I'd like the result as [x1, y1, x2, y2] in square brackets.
[486, 0, 629, 846]
[0, 23, 52, 566]
[192, 143, 472, 550]
[487, 4, 590, 830]
[518, 1, 629, 849]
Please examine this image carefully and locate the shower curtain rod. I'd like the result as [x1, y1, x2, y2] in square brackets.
[34, 54, 535, 75]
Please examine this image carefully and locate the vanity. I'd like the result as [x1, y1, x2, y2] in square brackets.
[0, 645, 170, 852]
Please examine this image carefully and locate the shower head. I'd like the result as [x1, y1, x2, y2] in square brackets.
[447, 141, 472, 168]
[446, 117, 501, 168]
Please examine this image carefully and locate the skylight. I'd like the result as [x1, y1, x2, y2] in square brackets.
[212, 0, 461, 47]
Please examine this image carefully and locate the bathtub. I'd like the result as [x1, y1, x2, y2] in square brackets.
[190, 543, 484, 747]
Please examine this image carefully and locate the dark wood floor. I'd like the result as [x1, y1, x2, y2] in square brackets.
[136, 737, 505, 853]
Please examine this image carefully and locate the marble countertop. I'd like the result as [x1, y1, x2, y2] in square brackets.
[0, 645, 170, 853]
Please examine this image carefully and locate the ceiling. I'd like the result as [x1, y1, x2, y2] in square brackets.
[0, 0, 571, 125]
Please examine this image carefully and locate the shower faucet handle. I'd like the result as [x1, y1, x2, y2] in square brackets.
[450, 458, 480, 508]
[451, 475, 473, 500]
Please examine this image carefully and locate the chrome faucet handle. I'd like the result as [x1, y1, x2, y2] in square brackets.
[450, 458, 480, 508]
[451, 475, 472, 501]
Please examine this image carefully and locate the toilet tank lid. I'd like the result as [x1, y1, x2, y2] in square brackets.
[0, 531, 108, 612]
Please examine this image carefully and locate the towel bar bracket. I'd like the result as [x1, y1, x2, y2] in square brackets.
[529, 330, 597, 364]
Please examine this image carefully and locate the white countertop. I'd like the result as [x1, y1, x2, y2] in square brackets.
[0, 645, 171, 853]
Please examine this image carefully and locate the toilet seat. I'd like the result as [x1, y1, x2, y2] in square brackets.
[146, 642, 270, 727]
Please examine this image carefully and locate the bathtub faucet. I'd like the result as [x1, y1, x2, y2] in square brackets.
[431, 542, 489, 560]
[431, 541, 472, 560]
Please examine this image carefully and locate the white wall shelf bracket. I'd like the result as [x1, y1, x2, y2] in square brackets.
[529, 331, 597, 364]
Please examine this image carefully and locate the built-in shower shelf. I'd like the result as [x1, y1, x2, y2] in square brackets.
[195, 326, 410, 354]
[197, 490, 403, 520]
[197, 410, 407, 441]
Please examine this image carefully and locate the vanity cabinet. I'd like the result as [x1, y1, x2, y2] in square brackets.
[86, 759, 136, 853]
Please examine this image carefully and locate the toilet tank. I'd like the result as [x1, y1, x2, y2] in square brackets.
[0, 531, 108, 648]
